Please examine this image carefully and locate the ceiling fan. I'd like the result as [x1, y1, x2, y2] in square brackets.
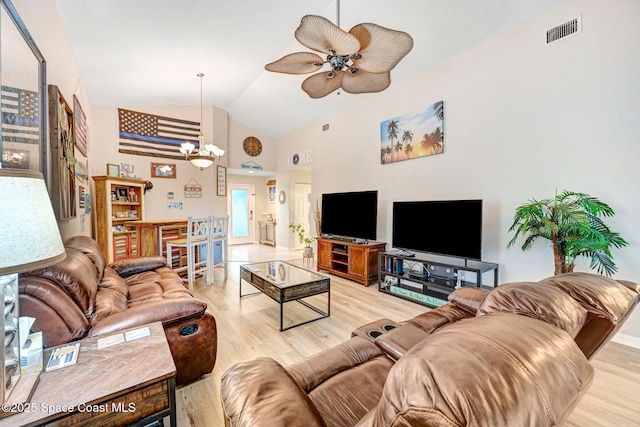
[265, 0, 413, 99]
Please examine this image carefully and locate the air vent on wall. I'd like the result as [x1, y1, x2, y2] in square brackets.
[546, 16, 582, 45]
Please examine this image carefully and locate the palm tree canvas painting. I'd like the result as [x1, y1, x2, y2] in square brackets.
[380, 101, 444, 164]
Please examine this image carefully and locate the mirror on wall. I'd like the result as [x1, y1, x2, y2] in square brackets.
[0, 0, 46, 175]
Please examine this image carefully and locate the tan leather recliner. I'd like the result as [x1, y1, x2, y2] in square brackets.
[19, 235, 217, 385]
[221, 273, 639, 427]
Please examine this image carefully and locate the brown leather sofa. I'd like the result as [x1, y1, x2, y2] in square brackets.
[221, 273, 639, 427]
[19, 235, 217, 385]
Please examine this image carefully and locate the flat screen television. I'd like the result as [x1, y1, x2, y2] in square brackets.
[392, 199, 483, 260]
[321, 190, 377, 241]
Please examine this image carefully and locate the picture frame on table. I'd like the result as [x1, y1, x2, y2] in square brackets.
[115, 186, 128, 202]
[107, 163, 120, 177]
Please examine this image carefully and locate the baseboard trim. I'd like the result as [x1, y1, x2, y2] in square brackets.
[612, 333, 640, 349]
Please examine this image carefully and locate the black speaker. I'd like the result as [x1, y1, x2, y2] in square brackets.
[394, 259, 404, 275]
[427, 275, 457, 289]
[424, 263, 456, 279]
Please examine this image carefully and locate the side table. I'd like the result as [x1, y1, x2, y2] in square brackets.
[0, 322, 176, 427]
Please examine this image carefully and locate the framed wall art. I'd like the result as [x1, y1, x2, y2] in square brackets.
[267, 179, 276, 203]
[0, 0, 47, 175]
[217, 165, 227, 196]
[151, 162, 176, 178]
[380, 100, 444, 165]
[107, 163, 120, 177]
[48, 85, 76, 220]
[73, 95, 87, 156]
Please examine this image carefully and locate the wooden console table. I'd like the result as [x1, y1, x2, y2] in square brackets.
[0, 322, 176, 427]
[258, 221, 276, 246]
[316, 238, 386, 286]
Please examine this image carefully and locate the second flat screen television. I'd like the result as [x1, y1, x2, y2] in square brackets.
[392, 199, 483, 260]
[321, 190, 377, 241]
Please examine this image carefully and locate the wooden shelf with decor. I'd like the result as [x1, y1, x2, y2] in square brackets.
[316, 237, 386, 286]
[92, 176, 145, 263]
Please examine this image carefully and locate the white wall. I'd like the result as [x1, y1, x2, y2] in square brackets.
[228, 118, 277, 172]
[277, 0, 640, 339]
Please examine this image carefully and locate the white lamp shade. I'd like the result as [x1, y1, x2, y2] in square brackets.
[0, 169, 66, 275]
[190, 157, 214, 169]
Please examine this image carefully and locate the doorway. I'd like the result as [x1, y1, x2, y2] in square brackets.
[227, 183, 255, 245]
[293, 182, 312, 250]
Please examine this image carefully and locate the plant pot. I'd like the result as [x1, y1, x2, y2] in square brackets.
[303, 246, 314, 260]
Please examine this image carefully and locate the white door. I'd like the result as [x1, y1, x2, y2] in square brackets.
[293, 183, 312, 250]
[227, 184, 255, 245]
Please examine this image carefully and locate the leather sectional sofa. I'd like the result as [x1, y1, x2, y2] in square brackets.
[221, 272, 639, 427]
[19, 235, 217, 385]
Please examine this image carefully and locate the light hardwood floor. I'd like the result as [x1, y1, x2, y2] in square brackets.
[175, 244, 640, 427]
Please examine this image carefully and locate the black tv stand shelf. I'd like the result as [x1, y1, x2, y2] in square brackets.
[378, 252, 498, 308]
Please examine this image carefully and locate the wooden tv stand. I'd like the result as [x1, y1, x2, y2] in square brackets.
[316, 238, 386, 286]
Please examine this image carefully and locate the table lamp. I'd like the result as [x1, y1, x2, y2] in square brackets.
[0, 169, 66, 407]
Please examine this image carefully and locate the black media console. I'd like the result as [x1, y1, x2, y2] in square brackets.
[378, 252, 499, 308]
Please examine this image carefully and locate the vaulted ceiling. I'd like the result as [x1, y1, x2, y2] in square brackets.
[55, 0, 572, 139]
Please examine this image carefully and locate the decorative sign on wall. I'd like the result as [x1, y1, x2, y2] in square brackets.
[167, 202, 183, 210]
[184, 178, 202, 198]
[48, 85, 77, 220]
[84, 192, 92, 214]
[120, 163, 135, 178]
[75, 160, 87, 184]
[288, 149, 313, 167]
[380, 100, 444, 165]
[217, 165, 227, 196]
[78, 185, 85, 209]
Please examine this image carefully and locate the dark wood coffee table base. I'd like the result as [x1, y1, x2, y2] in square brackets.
[240, 262, 330, 331]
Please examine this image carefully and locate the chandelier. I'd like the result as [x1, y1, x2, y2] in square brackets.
[180, 73, 225, 170]
[265, 0, 413, 98]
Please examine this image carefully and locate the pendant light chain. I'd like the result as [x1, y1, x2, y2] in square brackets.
[198, 72, 204, 145]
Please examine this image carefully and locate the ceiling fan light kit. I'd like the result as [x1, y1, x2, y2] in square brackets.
[265, 4, 413, 99]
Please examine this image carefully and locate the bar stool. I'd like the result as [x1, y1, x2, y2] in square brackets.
[208, 216, 229, 283]
[166, 216, 211, 291]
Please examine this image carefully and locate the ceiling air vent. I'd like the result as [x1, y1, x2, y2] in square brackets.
[545, 16, 582, 45]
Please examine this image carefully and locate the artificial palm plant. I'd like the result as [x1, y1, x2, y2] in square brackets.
[507, 190, 627, 276]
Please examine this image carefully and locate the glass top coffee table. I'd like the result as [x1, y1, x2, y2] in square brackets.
[240, 261, 330, 331]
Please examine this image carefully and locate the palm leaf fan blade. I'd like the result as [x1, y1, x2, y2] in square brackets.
[301, 71, 344, 99]
[265, 52, 324, 74]
[341, 70, 391, 94]
[295, 15, 360, 55]
[349, 23, 414, 73]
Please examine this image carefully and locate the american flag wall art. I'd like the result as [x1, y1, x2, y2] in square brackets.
[73, 95, 88, 156]
[118, 108, 200, 160]
[1, 85, 40, 169]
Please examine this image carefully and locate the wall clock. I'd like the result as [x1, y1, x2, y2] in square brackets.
[243, 136, 262, 156]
